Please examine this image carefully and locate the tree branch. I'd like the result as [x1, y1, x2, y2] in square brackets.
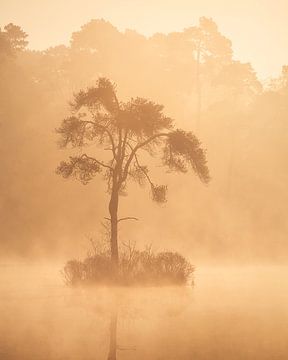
[80, 119, 117, 159]
[121, 129, 129, 161]
[133, 152, 153, 186]
[118, 217, 139, 222]
[122, 132, 170, 182]
[81, 154, 113, 170]
[126, 141, 153, 186]
[104, 216, 139, 222]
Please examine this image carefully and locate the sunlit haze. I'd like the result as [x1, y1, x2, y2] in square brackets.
[1, 1, 288, 359]
[1, 0, 288, 78]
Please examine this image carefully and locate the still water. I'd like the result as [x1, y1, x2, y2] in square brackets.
[0, 263, 288, 359]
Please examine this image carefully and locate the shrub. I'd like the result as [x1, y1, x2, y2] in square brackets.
[62, 242, 194, 287]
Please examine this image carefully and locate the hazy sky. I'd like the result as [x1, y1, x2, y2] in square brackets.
[1, 0, 287, 79]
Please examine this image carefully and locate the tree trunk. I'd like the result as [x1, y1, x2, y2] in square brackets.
[109, 183, 119, 266]
[195, 43, 202, 130]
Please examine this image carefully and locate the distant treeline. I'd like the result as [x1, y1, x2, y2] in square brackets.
[1, 19, 287, 261]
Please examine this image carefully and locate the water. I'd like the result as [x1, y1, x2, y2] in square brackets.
[0, 263, 288, 359]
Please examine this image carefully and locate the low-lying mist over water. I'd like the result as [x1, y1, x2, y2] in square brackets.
[1, 264, 288, 360]
[1, 0, 288, 359]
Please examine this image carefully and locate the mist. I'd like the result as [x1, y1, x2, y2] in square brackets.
[1, 3, 288, 359]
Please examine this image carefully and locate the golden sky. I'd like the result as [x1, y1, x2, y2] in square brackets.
[1, 0, 287, 79]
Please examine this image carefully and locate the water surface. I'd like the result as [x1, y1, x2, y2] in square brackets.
[0, 263, 287, 359]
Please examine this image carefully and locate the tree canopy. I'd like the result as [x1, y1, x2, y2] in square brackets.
[0, 23, 28, 59]
[56, 78, 210, 202]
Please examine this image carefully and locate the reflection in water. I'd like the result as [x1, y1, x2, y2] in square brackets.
[106, 292, 137, 359]
[107, 307, 118, 360]
[1, 265, 288, 359]
[105, 286, 191, 360]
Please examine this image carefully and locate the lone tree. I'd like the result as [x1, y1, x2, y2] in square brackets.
[56, 78, 210, 266]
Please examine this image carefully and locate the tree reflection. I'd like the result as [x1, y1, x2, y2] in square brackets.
[107, 308, 118, 360]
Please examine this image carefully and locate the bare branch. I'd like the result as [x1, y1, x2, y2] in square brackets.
[104, 216, 139, 222]
[118, 217, 139, 222]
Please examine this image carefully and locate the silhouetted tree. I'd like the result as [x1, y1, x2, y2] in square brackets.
[0, 23, 28, 64]
[56, 78, 210, 266]
[214, 61, 262, 104]
[0, 31, 12, 59]
[0, 23, 28, 54]
[71, 19, 121, 52]
[184, 17, 232, 125]
[269, 65, 288, 93]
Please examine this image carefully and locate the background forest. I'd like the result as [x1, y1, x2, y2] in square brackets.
[1, 18, 288, 262]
